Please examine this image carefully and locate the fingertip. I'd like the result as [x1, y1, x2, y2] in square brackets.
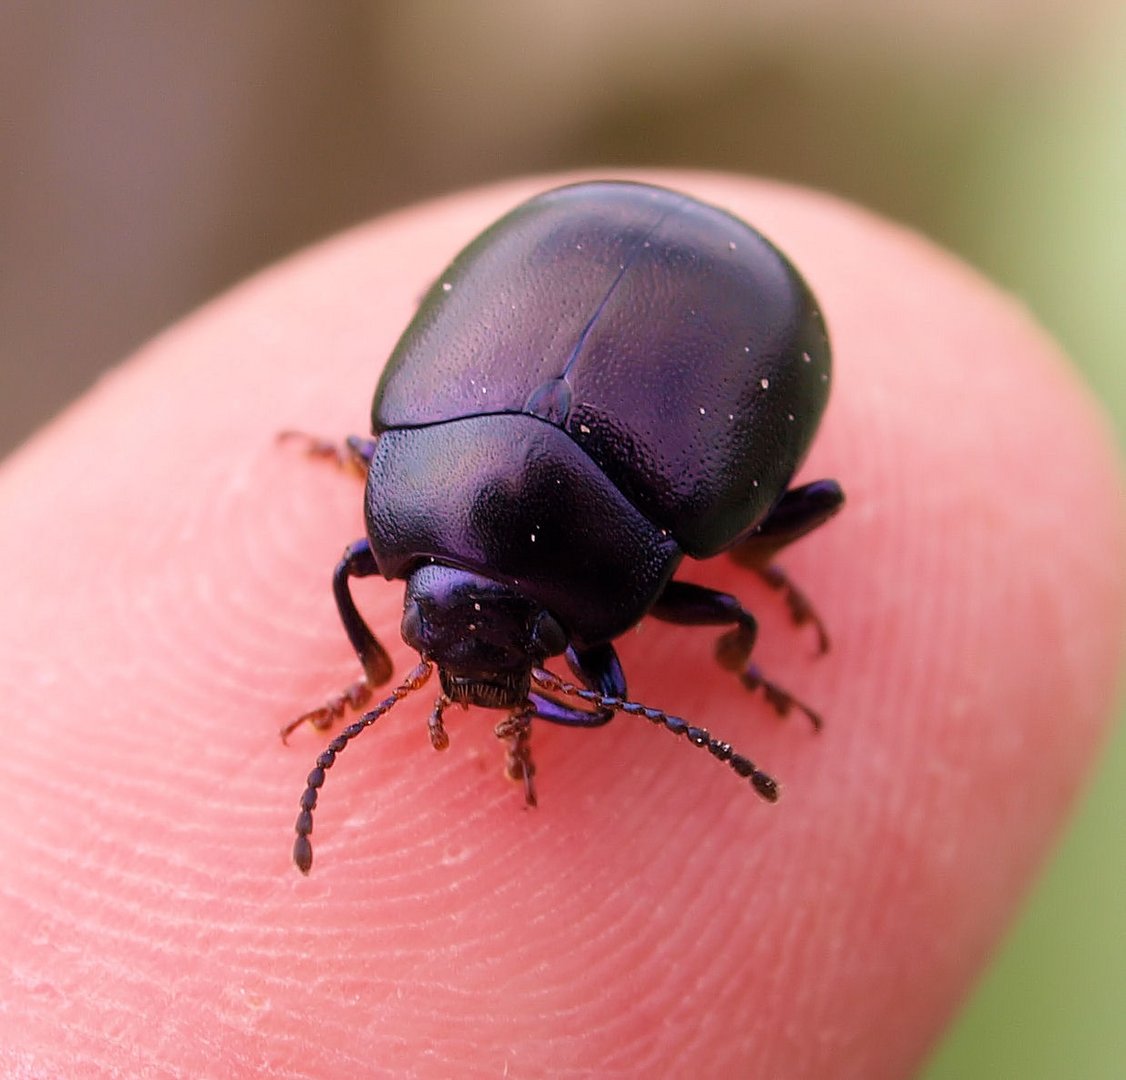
[0, 171, 1119, 1079]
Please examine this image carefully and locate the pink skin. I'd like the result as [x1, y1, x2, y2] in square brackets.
[0, 173, 1122, 1078]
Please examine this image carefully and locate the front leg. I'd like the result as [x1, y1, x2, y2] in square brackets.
[650, 581, 823, 730]
[494, 708, 538, 806]
[504, 643, 627, 805]
[281, 538, 394, 740]
[527, 642, 626, 728]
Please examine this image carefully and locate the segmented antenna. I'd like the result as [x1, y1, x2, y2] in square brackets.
[292, 661, 433, 875]
[531, 668, 780, 801]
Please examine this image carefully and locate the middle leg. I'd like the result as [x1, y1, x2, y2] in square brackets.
[650, 580, 823, 730]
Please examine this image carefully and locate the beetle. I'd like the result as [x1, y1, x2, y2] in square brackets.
[286, 180, 843, 874]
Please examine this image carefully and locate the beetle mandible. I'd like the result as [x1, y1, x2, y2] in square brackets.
[285, 181, 844, 874]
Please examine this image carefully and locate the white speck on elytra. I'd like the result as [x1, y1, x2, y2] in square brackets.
[787, 413, 795, 421]
[579, 424, 590, 434]
[760, 378, 770, 390]
[699, 407, 706, 415]
[728, 241, 737, 250]
[728, 413, 734, 421]
[752, 480, 759, 487]
[802, 351, 811, 363]
[442, 282, 452, 292]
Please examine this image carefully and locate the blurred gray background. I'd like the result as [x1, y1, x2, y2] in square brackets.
[2, 3, 1122, 1076]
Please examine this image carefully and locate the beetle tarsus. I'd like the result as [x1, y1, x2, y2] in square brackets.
[497, 710, 537, 806]
[428, 695, 452, 750]
[740, 662, 824, 731]
[280, 677, 373, 743]
[712, 625, 823, 731]
[754, 564, 831, 654]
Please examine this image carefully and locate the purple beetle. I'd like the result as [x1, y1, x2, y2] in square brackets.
[286, 181, 843, 873]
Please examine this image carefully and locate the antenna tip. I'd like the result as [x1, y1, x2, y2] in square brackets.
[753, 774, 780, 802]
[293, 835, 313, 875]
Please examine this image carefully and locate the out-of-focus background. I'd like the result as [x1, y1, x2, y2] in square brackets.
[2, 3, 1122, 1074]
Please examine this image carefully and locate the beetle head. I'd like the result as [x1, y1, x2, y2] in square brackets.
[401, 564, 567, 708]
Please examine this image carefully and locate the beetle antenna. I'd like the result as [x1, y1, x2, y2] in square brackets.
[531, 668, 779, 801]
[292, 661, 433, 875]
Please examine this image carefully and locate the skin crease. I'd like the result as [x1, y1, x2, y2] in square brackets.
[0, 172, 1122, 1079]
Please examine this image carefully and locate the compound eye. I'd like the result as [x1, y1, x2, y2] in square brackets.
[401, 599, 424, 650]
[530, 610, 567, 658]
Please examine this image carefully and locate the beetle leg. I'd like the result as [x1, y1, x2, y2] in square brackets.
[728, 479, 843, 652]
[651, 580, 758, 657]
[281, 539, 394, 741]
[527, 642, 626, 728]
[277, 430, 375, 478]
[428, 695, 452, 750]
[495, 708, 537, 806]
[738, 662, 823, 730]
[565, 642, 626, 703]
[527, 693, 613, 728]
[733, 479, 844, 560]
[651, 580, 822, 730]
[748, 564, 830, 653]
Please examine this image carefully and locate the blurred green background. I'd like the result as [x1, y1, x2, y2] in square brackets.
[2, 3, 1121, 1074]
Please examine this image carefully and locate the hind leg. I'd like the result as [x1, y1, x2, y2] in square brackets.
[729, 479, 844, 653]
